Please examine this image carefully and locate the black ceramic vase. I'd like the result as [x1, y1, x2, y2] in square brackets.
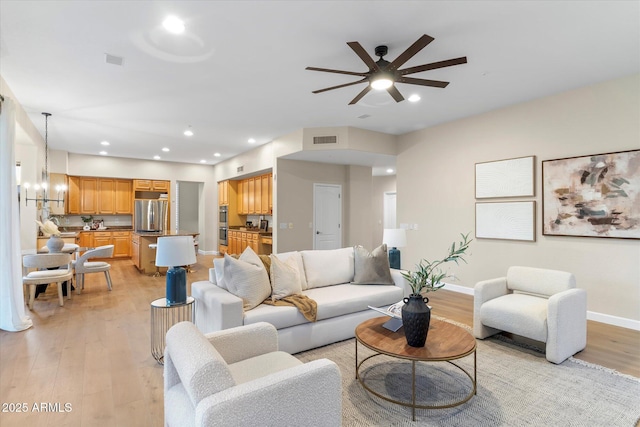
[401, 294, 431, 347]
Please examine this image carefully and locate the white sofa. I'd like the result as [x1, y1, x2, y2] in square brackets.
[192, 247, 410, 354]
[164, 321, 342, 427]
[473, 266, 587, 364]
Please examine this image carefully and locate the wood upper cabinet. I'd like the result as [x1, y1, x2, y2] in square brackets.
[234, 173, 273, 216]
[80, 177, 98, 214]
[133, 179, 169, 192]
[261, 174, 271, 214]
[218, 180, 230, 206]
[67, 177, 132, 215]
[247, 178, 255, 214]
[254, 177, 262, 214]
[67, 176, 81, 214]
[115, 179, 132, 214]
[98, 179, 116, 214]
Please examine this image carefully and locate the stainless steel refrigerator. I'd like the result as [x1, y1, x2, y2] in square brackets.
[134, 199, 168, 232]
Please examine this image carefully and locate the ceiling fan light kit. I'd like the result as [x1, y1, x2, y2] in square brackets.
[306, 34, 467, 105]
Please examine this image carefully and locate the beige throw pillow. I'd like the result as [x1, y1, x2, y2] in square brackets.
[352, 244, 394, 285]
[224, 247, 271, 310]
[269, 254, 302, 301]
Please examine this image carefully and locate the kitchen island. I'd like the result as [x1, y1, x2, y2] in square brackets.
[132, 230, 199, 275]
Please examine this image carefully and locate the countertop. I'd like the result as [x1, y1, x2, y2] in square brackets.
[133, 230, 199, 237]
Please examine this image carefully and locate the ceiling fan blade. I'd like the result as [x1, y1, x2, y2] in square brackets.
[399, 57, 468, 76]
[312, 78, 368, 94]
[348, 85, 373, 105]
[306, 66, 367, 77]
[397, 76, 449, 88]
[347, 41, 380, 71]
[388, 34, 434, 71]
[387, 85, 405, 103]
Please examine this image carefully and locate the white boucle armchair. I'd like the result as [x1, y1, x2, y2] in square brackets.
[164, 321, 342, 427]
[473, 266, 587, 364]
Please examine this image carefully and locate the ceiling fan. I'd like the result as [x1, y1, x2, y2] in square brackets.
[306, 34, 467, 105]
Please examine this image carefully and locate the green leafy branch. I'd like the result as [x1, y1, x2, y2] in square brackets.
[401, 232, 473, 295]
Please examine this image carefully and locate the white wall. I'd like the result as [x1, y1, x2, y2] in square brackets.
[397, 74, 640, 323]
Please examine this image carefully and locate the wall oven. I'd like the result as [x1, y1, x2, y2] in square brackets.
[219, 206, 228, 224]
[219, 226, 228, 246]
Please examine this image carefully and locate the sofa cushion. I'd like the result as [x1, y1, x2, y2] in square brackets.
[480, 293, 549, 342]
[506, 266, 575, 297]
[301, 247, 354, 289]
[274, 251, 308, 290]
[213, 257, 227, 290]
[224, 248, 271, 311]
[269, 254, 302, 301]
[228, 351, 302, 384]
[243, 283, 403, 330]
[352, 244, 394, 285]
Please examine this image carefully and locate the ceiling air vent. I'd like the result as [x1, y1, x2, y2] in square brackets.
[237, 166, 244, 173]
[313, 135, 338, 145]
[105, 53, 124, 66]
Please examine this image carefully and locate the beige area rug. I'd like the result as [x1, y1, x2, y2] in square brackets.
[295, 322, 640, 426]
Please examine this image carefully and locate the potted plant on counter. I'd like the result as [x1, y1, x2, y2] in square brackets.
[81, 215, 93, 231]
[400, 232, 472, 347]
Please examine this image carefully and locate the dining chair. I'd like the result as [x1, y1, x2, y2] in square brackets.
[22, 253, 74, 310]
[73, 245, 114, 294]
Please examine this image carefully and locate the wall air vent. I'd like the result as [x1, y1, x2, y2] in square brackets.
[237, 166, 244, 173]
[313, 135, 338, 145]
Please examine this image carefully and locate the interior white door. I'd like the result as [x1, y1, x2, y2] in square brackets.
[313, 184, 342, 250]
[383, 192, 397, 229]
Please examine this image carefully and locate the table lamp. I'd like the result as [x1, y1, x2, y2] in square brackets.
[155, 236, 197, 305]
[383, 228, 407, 270]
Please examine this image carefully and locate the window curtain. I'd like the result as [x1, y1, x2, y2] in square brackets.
[0, 97, 32, 331]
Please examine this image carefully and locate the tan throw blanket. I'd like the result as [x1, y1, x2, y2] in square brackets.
[262, 294, 317, 322]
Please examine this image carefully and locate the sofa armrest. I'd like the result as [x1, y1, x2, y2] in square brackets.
[195, 359, 342, 427]
[205, 322, 278, 364]
[208, 267, 216, 284]
[390, 269, 412, 297]
[546, 288, 587, 363]
[192, 281, 243, 334]
[473, 277, 509, 339]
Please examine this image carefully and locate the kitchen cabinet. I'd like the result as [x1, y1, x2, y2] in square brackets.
[80, 177, 99, 214]
[234, 173, 273, 216]
[112, 231, 131, 257]
[228, 230, 270, 255]
[131, 234, 141, 269]
[218, 180, 230, 206]
[93, 231, 112, 248]
[67, 176, 132, 215]
[133, 179, 169, 192]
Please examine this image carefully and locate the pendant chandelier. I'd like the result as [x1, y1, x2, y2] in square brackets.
[23, 112, 66, 207]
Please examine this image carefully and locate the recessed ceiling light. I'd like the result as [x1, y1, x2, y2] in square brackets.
[100, 141, 110, 146]
[163, 16, 185, 34]
[408, 94, 421, 102]
[184, 126, 194, 136]
[248, 138, 256, 144]
[153, 155, 161, 160]
[162, 147, 170, 152]
[200, 159, 207, 164]
[386, 168, 394, 174]
[99, 151, 108, 156]
[213, 152, 221, 157]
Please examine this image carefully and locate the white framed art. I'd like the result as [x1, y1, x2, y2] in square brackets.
[476, 201, 536, 241]
[475, 156, 535, 198]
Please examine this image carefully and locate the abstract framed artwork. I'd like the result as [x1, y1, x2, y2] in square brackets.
[475, 156, 535, 199]
[476, 201, 536, 241]
[542, 149, 640, 239]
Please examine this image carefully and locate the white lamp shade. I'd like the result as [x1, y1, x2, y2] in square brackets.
[383, 228, 407, 248]
[155, 236, 197, 267]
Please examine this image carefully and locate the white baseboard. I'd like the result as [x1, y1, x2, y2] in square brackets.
[441, 282, 640, 331]
[197, 250, 218, 256]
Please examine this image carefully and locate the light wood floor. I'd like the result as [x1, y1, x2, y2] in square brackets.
[1, 255, 638, 426]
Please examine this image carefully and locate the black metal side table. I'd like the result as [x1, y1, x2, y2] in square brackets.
[150, 296, 196, 364]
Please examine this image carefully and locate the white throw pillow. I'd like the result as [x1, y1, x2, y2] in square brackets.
[269, 254, 302, 301]
[224, 247, 271, 311]
[301, 247, 354, 289]
[274, 251, 308, 290]
[213, 257, 227, 290]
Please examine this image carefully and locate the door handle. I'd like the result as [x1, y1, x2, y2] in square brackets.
[316, 231, 321, 234]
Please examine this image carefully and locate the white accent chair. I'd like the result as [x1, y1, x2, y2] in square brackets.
[22, 253, 73, 309]
[164, 321, 342, 427]
[73, 245, 114, 294]
[474, 266, 587, 364]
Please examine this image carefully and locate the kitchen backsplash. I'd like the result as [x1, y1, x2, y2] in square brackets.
[56, 215, 133, 228]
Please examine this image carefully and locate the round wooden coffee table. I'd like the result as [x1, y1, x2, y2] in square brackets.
[355, 316, 476, 420]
